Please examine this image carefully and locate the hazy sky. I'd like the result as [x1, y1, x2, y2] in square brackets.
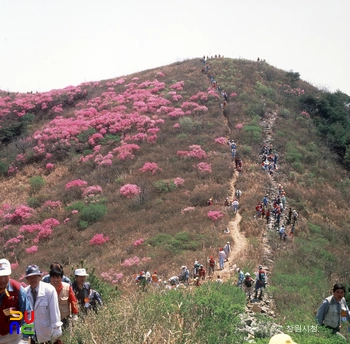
[1, 0, 349, 95]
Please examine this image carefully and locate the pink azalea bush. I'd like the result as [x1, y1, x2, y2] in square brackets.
[121, 256, 141, 267]
[45, 163, 54, 170]
[4, 205, 34, 224]
[139, 162, 162, 175]
[214, 137, 227, 145]
[207, 211, 224, 221]
[133, 238, 144, 247]
[120, 184, 141, 198]
[65, 179, 88, 190]
[236, 123, 243, 129]
[83, 185, 103, 197]
[101, 269, 124, 284]
[173, 177, 185, 186]
[177, 145, 207, 160]
[11, 262, 19, 270]
[196, 162, 212, 174]
[26, 246, 38, 254]
[90, 233, 110, 245]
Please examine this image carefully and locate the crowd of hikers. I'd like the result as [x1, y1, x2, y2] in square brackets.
[0, 259, 102, 344]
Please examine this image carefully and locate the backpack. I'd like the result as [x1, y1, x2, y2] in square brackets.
[259, 271, 266, 283]
[245, 278, 252, 287]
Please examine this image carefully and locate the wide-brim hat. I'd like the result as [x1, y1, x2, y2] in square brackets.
[74, 268, 89, 276]
[25, 265, 42, 277]
[269, 333, 297, 344]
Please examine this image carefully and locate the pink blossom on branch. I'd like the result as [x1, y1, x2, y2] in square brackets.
[207, 211, 224, 221]
[120, 184, 141, 198]
[65, 179, 88, 190]
[139, 162, 162, 175]
[121, 256, 141, 267]
[236, 123, 243, 129]
[90, 233, 109, 245]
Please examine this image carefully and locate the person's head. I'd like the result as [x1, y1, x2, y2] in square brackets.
[269, 333, 297, 344]
[25, 265, 42, 289]
[0, 259, 11, 290]
[49, 261, 63, 270]
[50, 266, 63, 286]
[153, 271, 157, 274]
[333, 283, 346, 302]
[236, 268, 240, 273]
[259, 265, 263, 270]
[217, 275, 220, 279]
[245, 272, 250, 277]
[74, 268, 89, 285]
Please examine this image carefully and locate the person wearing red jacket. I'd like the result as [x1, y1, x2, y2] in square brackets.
[49, 266, 79, 329]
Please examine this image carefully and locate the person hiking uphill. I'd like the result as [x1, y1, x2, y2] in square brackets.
[243, 272, 255, 300]
[316, 283, 350, 335]
[208, 256, 215, 276]
[254, 265, 267, 300]
[236, 268, 244, 288]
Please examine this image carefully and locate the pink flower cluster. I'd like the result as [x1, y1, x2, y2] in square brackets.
[139, 162, 162, 175]
[45, 163, 55, 170]
[43, 200, 62, 208]
[65, 179, 88, 190]
[300, 111, 310, 118]
[121, 256, 141, 267]
[19, 218, 60, 243]
[214, 137, 227, 145]
[26, 246, 38, 254]
[4, 205, 34, 224]
[133, 238, 144, 246]
[101, 269, 124, 284]
[120, 184, 141, 198]
[173, 177, 185, 186]
[90, 233, 109, 245]
[236, 124, 243, 129]
[177, 145, 207, 160]
[207, 211, 224, 221]
[83, 185, 103, 197]
[284, 85, 305, 96]
[196, 162, 212, 174]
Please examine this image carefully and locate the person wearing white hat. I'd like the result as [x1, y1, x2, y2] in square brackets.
[0, 259, 32, 344]
[223, 241, 231, 261]
[72, 269, 102, 314]
[24, 264, 62, 344]
[269, 333, 297, 344]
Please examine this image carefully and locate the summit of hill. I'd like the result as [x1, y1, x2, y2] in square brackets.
[1, 57, 350, 343]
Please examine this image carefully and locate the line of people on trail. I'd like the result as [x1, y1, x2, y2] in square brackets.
[0, 259, 102, 344]
[260, 143, 278, 176]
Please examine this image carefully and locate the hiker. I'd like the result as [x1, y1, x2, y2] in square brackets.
[254, 265, 267, 300]
[194, 277, 201, 287]
[263, 195, 269, 207]
[0, 258, 32, 344]
[223, 241, 231, 261]
[218, 248, 226, 270]
[224, 197, 231, 207]
[208, 256, 215, 276]
[24, 264, 63, 344]
[216, 275, 223, 284]
[236, 268, 244, 288]
[316, 283, 350, 335]
[179, 266, 189, 284]
[232, 199, 239, 213]
[286, 208, 292, 225]
[281, 195, 287, 209]
[223, 227, 230, 234]
[279, 225, 285, 240]
[235, 189, 242, 199]
[255, 202, 262, 218]
[151, 271, 160, 287]
[72, 269, 103, 313]
[207, 198, 213, 206]
[193, 261, 201, 276]
[266, 208, 271, 224]
[290, 224, 295, 236]
[49, 266, 79, 328]
[198, 265, 206, 280]
[292, 210, 298, 225]
[42, 261, 71, 285]
[169, 276, 179, 287]
[243, 272, 255, 300]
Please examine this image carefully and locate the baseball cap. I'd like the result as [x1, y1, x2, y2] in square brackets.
[25, 265, 42, 278]
[269, 333, 297, 344]
[74, 268, 89, 276]
[0, 259, 11, 276]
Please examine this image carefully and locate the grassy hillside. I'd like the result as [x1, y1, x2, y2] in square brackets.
[1, 57, 350, 342]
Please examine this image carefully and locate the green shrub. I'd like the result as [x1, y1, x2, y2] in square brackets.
[27, 197, 42, 209]
[82, 149, 93, 156]
[153, 180, 176, 193]
[66, 201, 85, 212]
[285, 142, 302, 163]
[78, 220, 89, 231]
[29, 176, 46, 194]
[147, 233, 173, 247]
[77, 128, 97, 143]
[100, 134, 120, 144]
[79, 203, 107, 224]
[0, 161, 9, 175]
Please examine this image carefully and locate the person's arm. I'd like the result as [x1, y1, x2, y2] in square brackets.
[316, 299, 329, 325]
[69, 286, 79, 315]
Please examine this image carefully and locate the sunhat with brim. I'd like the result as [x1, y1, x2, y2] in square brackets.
[25, 265, 42, 278]
[74, 268, 89, 276]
